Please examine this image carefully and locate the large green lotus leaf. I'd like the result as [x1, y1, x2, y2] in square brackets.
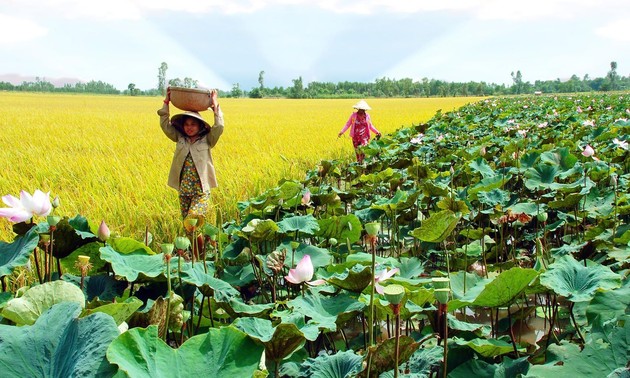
[218, 298, 275, 318]
[233, 317, 306, 362]
[100, 246, 165, 282]
[582, 188, 615, 218]
[0, 227, 38, 277]
[469, 157, 497, 179]
[82, 297, 143, 325]
[0, 302, 118, 377]
[450, 356, 530, 378]
[2, 280, 85, 325]
[371, 189, 418, 213]
[278, 214, 320, 235]
[63, 273, 128, 301]
[107, 325, 264, 378]
[108, 236, 154, 255]
[241, 218, 280, 241]
[284, 243, 332, 270]
[277, 180, 302, 200]
[525, 316, 630, 377]
[507, 201, 540, 216]
[452, 336, 523, 358]
[468, 175, 510, 197]
[524, 164, 560, 190]
[222, 264, 256, 287]
[410, 210, 460, 243]
[362, 336, 420, 377]
[548, 193, 584, 210]
[540, 255, 621, 302]
[447, 313, 491, 336]
[399, 345, 443, 377]
[180, 264, 239, 301]
[397, 257, 425, 279]
[297, 350, 363, 378]
[287, 292, 365, 332]
[586, 279, 630, 323]
[323, 263, 373, 293]
[540, 148, 578, 174]
[316, 214, 363, 244]
[449, 271, 489, 300]
[477, 188, 510, 207]
[472, 268, 538, 308]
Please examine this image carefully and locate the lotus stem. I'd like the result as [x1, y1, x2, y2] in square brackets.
[164, 257, 172, 342]
[393, 304, 401, 378]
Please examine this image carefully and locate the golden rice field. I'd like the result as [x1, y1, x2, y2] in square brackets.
[0, 92, 484, 243]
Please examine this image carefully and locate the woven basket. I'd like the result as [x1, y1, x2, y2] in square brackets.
[169, 87, 212, 112]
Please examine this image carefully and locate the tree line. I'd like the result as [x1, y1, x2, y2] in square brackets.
[1, 61, 627, 98]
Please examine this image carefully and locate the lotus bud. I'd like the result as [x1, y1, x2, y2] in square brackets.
[98, 220, 110, 242]
[329, 237, 338, 246]
[47, 215, 61, 227]
[161, 243, 175, 256]
[52, 196, 60, 209]
[301, 190, 311, 205]
[537, 212, 548, 222]
[480, 146, 487, 156]
[582, 144, 595, 157]
[383, 284, 405, 305]
[174, 236, 190, 251]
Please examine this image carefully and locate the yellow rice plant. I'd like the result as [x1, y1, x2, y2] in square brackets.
[0, 93, 483, 243]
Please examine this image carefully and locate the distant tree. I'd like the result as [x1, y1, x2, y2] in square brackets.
[230, 83, 243, 98]
[289, 76, 305, 98]
[511, 70, 524, 94]
[605, 61, 619, 91]
[127, 83, 137, 96]
[158, 62, 168, 95]
[258, 71, 265, 89]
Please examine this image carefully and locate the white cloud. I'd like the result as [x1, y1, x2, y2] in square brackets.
[595, 18, 630, 42]
[0, 14, 47, 45]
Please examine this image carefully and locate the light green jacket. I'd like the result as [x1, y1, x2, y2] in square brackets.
[158, 103, 224, 192]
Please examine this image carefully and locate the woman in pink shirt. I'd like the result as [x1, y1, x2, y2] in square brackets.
[338, 100, 381, 163]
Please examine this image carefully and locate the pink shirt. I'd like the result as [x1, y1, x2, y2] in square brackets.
[339, 112, 380, 138]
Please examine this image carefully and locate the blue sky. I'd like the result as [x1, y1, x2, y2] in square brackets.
[1, 0, 628, 91]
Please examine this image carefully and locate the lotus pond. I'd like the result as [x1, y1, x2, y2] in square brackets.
[0, 93, 629, 377]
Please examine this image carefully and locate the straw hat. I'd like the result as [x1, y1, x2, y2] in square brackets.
[353, 100, 371, 110]
[171, 111, 211, 134]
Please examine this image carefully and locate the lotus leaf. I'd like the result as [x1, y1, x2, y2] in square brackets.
[106, 325, 264, 378]
[295, 350, 363, 378]
[0, 302, 118, 377]
[586, 279, 630, 323]
[2, 280, 85, 325]
[179, 263, 239, 301]
[82, 297, 143, 325]
[540, 255, 621, 302]
[450, 356, 530, 377]
[233, 317, 307, 362]
[287, 292, 365, 332]
[278, 214, 320, 235]
[316, 214, 362, 244]
[0, 226, 38, 277]
[362, 336, 420, 377]
[452, 336, 523, 358]
[411, 210, 460, 243]
[324, 263, 373, 293]
[100, 246, 166, 282]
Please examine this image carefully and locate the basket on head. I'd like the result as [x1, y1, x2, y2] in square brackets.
[169, 87, 212, 112]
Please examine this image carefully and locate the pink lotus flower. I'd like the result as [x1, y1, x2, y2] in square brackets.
[301, 190, 311, 206]
[374, 267, 400, 295]
[98, 220, 110, 242]
[285, 255, 325, 286]
[0, 190, 51, 223]
[582, 144, 595, 157]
